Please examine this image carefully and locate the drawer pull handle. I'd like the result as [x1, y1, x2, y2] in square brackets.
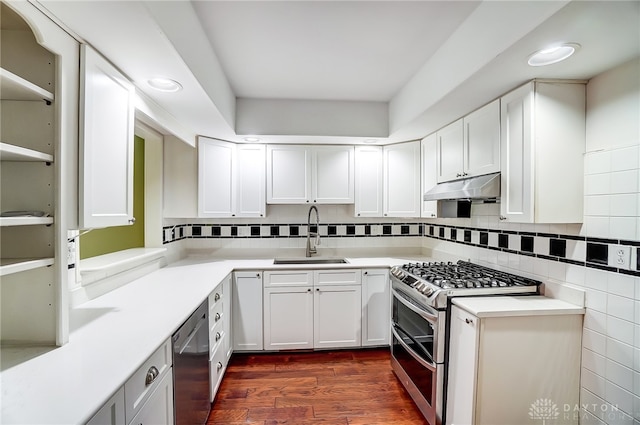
[465, 318, 474, 325]
[145, 366, 159, 386]
[216, 362, 223, 372]
[214, 293, 220, 301]
[215, 332, 221, 341]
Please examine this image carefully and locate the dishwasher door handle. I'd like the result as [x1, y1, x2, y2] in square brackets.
[178, 313, 208, 355]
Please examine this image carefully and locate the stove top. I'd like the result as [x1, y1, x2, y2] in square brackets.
[390, 260, 541, 309]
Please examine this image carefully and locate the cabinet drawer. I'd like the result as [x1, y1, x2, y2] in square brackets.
[314, 270, 361, 286]
[124, 339, 172, 423]
[209, 284, 223, 310]
[210, 343, 227, 398]
[210, 324, 224, 358]
[209, 298, 223, 330]
[128, 368, 174, 425]
[264, 270, 313, 287]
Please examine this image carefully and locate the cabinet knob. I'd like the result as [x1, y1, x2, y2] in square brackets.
[216, 362, 223, 372]
[499, 215, 507, 221]
[215, 312, 221, 322]
[465, 318, 474, 325]
[316, 288, 320, 292]
[215, 332, 221, 341]
[364, 271, 368, 275]
[256, 273, 260, 278]
[145, 366, 159, 386]
[128, 217, 136, 224]
[307, 288, 311, 292]
[431, 213, 436, 217]
[214, 292, 221, 301]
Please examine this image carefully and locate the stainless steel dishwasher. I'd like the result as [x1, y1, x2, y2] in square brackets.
[172, 300, 210, 425]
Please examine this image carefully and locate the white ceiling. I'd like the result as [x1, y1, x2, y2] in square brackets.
[28, 1, 640, 145]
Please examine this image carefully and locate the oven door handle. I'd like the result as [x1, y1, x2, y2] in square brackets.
[391, 325, 437, 372]
[392, 288, 439, 323]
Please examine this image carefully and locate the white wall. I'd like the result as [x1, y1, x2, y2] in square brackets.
[423, 58, 640, 424]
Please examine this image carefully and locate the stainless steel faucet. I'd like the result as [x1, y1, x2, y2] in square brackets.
[306, 205, 320, 257]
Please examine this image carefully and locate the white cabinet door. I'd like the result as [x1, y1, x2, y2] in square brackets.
[436, 119, 464, 183]
[128, 369, 174, 425]
[361, 269, 390, 347]
[267, 145, 311, 203]
[232, 271, 263, 351]
[500, 83, 534, 223]
[500, 81, 585, 224]
[464, 99, 500, 178]
[383, 141, 420, 217]
[236, 144, 265, 217]
[446, 306, 478, 425]
[354, 146, 383, 217]
[264, 286, 314, 350]
[86, 387, 125, 425]
[198, 138, 235, 217]
[314, 284, 362, 349]
[79, 44, 135, 228]
[312, 146, 354, 203]
[420, 135, 438, 218]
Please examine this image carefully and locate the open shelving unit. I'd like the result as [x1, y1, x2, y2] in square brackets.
[1, 2, 62, 346]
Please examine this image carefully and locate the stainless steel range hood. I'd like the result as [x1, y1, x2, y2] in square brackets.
[423, 172, 501, 201]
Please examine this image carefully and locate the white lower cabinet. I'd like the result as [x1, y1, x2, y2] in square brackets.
[128, 370, 174, 425]
[446, 304, 582, 425]
[263, 269, 362, 350]
[232, 271, 264, 351]
[88, 340, 173, 425]
[209, 276, 229, 402]
[361, 269, 390, 347]
[86, 387, 125, 425]
[313, 283, 361, 348]
[264, 285, 314, 350]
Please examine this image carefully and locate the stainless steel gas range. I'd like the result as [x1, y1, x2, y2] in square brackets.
[389, 260, 541, 425]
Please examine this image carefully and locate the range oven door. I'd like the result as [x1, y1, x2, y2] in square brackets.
[391, 287, 444, 425]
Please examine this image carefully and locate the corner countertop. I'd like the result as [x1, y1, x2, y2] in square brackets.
[452, 295, 586, 318]
[0, 256, 415, 425]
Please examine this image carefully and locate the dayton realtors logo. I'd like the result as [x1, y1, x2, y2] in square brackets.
[529, 399, 560, 424]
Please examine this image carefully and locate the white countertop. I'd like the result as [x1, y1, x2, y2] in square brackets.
[452, 295, 586, 318]
[0, 256, 414, 424]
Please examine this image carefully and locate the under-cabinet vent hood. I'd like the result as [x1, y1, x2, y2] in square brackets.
[423, 172, 501, 201]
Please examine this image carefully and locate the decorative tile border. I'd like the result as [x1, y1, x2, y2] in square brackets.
[424, 224, 640, 277]
[162, 222, 423, 244]
[161, 222, 640, 277]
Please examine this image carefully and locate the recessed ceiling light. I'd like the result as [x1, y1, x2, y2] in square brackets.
[527, 43, 580, 67]
[147, 78, 183, 92]
[243, 137, 261, 142]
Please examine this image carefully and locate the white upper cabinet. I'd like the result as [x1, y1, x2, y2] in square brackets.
[199, 138, 235, 217]
[79, 44, 135, 229]
[383, 141, 421, 217]
[436, 119, 464, 182]
[198, 138, 265, 218]
[354, 146, 383, 217]
[421, 134, 438, 218]
[464, 99, 500, 178]
[312, 146, 354, 203]
[500, 81, 585, 223]
[436, 99, 500, 183]
[267, 145, 354, 204]
[236, 144, 266, 217]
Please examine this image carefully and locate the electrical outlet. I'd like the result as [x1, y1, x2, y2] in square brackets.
[608, 245, 631, 270]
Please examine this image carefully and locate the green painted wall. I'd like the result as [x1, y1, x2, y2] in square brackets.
[80, 136, 145, 259]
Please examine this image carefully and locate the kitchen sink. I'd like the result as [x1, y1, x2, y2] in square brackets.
[273, 257, 349, 265]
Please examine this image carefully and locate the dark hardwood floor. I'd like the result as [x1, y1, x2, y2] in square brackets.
[207, 348, 429, 425]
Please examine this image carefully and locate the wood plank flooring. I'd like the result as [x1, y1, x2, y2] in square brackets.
[207, 348, 429, 425]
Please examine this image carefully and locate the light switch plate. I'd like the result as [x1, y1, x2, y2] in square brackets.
[608, 245, 631, 270]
